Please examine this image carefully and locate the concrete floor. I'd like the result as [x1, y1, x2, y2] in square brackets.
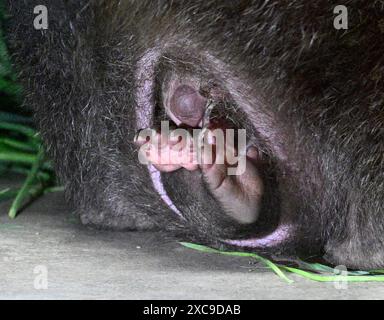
[0, 181, 383, 299]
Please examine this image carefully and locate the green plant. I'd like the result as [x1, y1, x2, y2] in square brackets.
[0, 114, 61, 218]
[180, 242, 384, 283]
[0, 2, 60, 218]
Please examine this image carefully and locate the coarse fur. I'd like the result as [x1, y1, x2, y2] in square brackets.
[5, 0, 384, 268]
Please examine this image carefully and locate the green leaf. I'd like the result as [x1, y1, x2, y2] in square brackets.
[0, 112, 32, 124]
[8, 148, 44, 218]
[180, 242, 384, 283]
[180, 242, 223, 254]
[298, 262, 336, 273]
[0, 151, 37, 165]
[368, 269, 384, 274]
[0, 121, 37, 139]
[0, 137, 38, 152]
[281, 266, 384, 282]
[180, 242, 293, 283]
[0, 187, 18, 201]
[43, 185, 64, 194]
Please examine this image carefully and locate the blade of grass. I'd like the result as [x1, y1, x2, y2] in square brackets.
[180, 242, 223, 253]
[0, 186, 34, 202]
[0, 111, 32, 124]
[8, 148, 44, 218]
[180, 242, 384, 283]
[43, 185, 64, 194]
[0, 151, 37, 165]
[0, 121, 36, 138]
[298, 262, 335, 273]
[0, 79, 21, 96]
[0, 187, 17, 201]
[295, 261, 369, 275]
[8, 166, 51, 181]
[369, 269, 384, 274]
[180, 242, 293, 283]
[1, 188, 24, 203]
[215, 250, 293, 283]
[0, 137, 37, 152]
[280, 266, 384, 282]
[1, 181, 56, 204]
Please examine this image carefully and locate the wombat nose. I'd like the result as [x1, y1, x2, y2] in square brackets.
[170, 84, 206, 127]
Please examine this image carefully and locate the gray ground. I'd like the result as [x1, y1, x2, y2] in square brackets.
[0, 179, 383, 299]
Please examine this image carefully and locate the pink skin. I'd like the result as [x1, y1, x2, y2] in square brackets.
[137, 131, 199, 172]
[136, 85, 264, 224]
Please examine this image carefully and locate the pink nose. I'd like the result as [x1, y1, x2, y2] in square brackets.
[170, 85, 206, 127]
